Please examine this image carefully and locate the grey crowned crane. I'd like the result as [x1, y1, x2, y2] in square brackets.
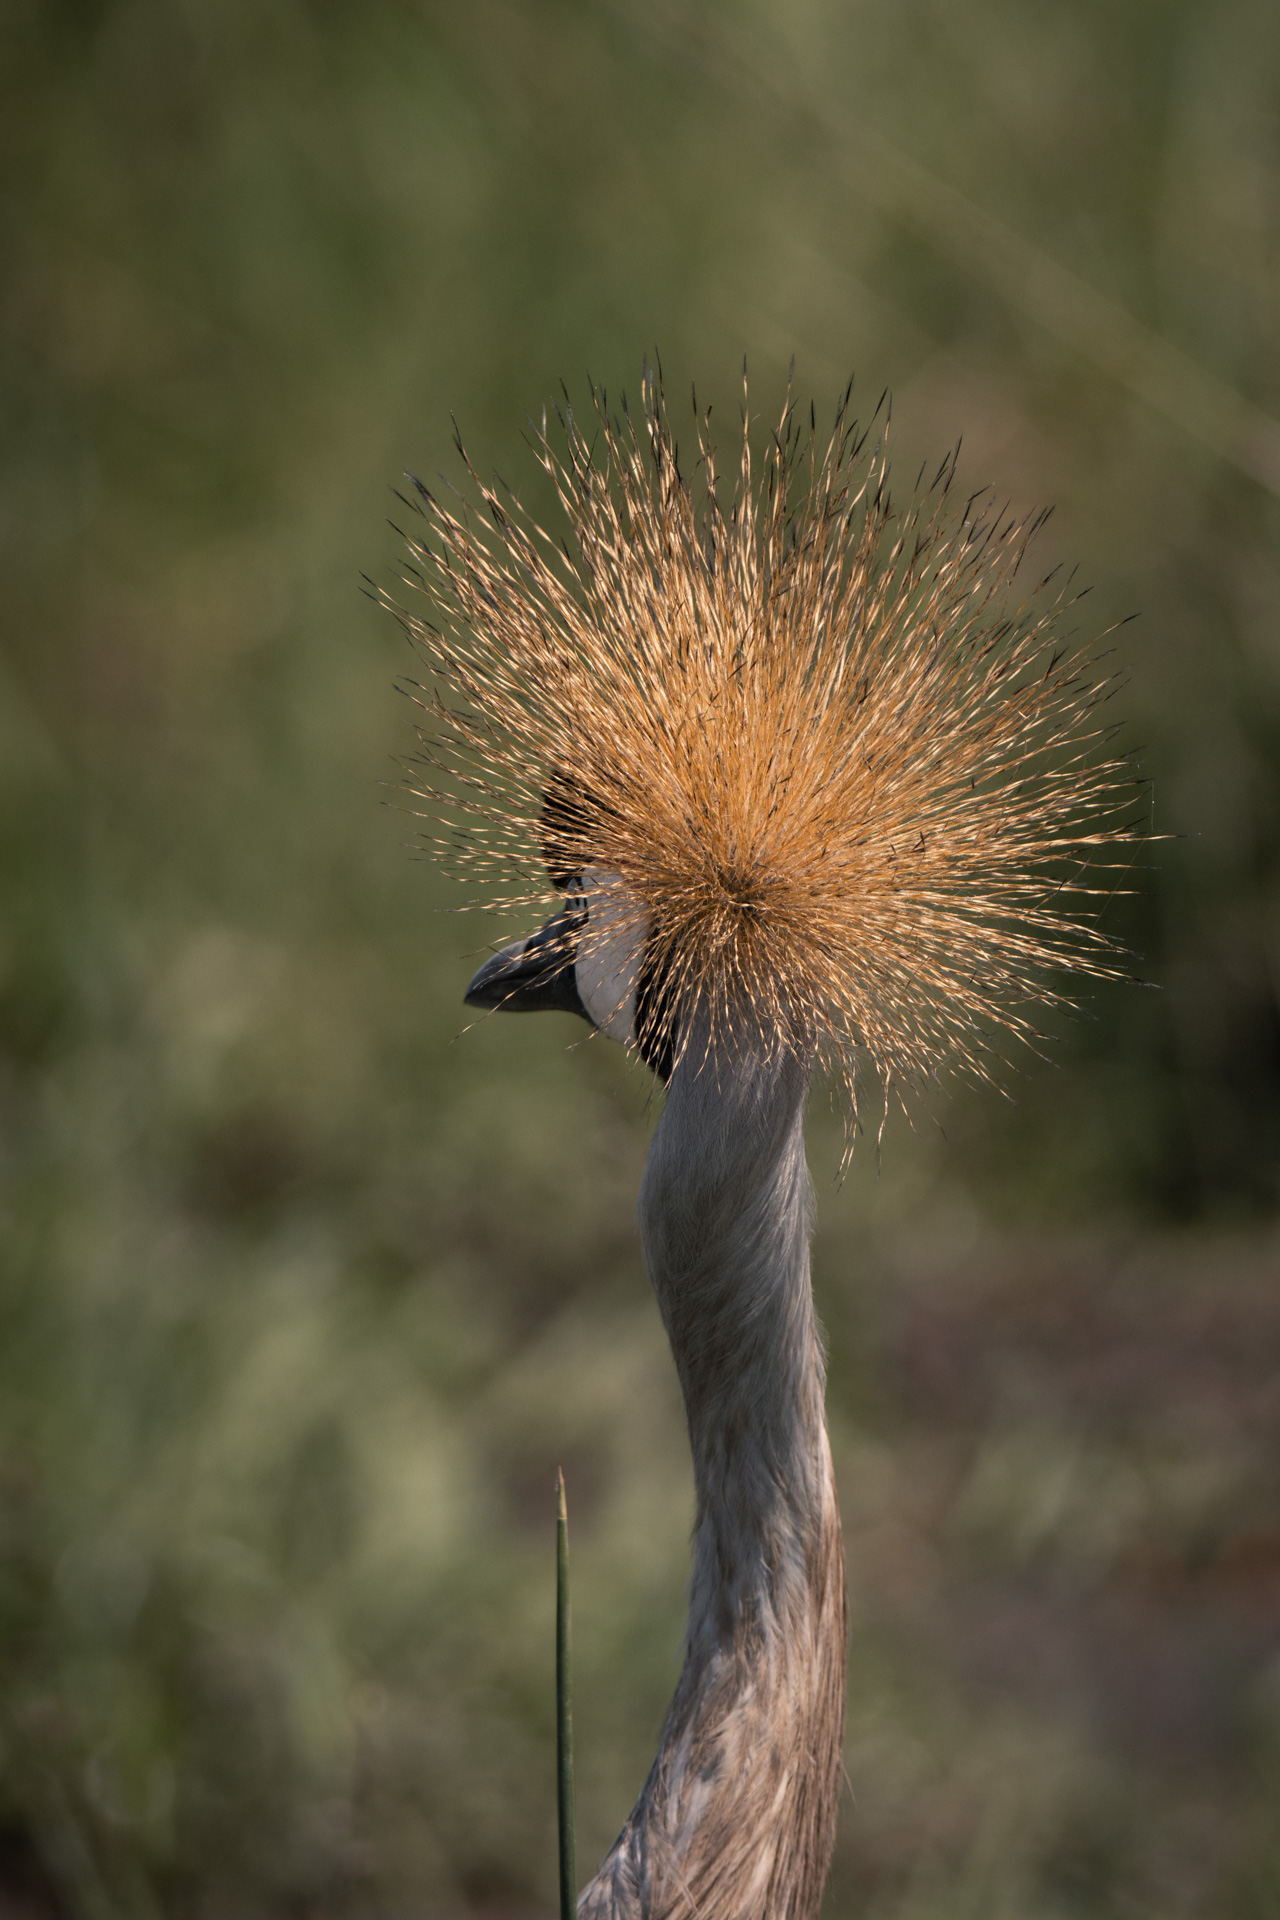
[394, 367, 1139, 1920]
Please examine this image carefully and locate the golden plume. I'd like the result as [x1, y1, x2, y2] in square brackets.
[393, 364, 1141, 1125]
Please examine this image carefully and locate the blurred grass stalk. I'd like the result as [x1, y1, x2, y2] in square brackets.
[557, 1469, 577, 1920]
[641, 0, 1280, 496]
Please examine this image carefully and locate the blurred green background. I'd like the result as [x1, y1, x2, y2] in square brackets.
[2, 2, 1279, 1915]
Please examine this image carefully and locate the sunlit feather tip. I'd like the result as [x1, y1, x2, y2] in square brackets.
[390, 365, 1144, 1121]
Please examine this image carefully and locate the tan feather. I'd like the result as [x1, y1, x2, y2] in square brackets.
[393, 364, 1142, 1128]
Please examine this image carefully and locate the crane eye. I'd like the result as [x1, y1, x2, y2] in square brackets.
[539, 775, 618, 891]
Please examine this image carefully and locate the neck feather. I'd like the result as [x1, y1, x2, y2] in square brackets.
[580, 1039, 847, 1920]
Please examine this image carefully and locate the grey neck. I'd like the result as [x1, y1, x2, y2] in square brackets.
[579, 1035, 847, 1920]
[641, 1041, 831, 1650]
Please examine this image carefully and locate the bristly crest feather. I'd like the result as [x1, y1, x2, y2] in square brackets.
[390, 364, 1142, 1129]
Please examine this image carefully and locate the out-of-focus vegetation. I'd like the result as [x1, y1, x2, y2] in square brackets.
[1, 2, 1278, 1915]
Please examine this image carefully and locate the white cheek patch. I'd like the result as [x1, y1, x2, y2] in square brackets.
[574, 868, 647, 1044]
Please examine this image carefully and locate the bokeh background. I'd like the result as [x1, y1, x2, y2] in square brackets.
[3, 2, 1279, 1915]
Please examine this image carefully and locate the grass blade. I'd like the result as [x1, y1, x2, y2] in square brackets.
[556, 1468, 577, 1920]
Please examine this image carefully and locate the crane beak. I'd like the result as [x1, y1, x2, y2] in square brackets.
[464, 901, 592, 1020]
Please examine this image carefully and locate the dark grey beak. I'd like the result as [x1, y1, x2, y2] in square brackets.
[464, 902, 592, 1020]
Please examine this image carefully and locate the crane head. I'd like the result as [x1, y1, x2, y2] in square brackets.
[464, 872, 675, 1081]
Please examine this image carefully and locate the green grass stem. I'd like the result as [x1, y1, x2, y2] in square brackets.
[557, 1469, 577, 1920]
